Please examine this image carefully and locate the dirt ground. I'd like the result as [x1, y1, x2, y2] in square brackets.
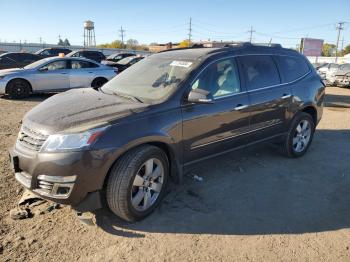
[1, 87, 350, 262]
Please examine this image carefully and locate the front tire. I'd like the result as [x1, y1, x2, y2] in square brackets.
[283, 112, 315, 158]
[106, 145, 169, 222]
[7, 79, 31, 99]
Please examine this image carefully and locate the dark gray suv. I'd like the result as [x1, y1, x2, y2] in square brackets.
[9, 43, 325, 222]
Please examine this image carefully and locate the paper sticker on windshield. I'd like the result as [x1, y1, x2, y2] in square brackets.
[170, 61, 193, 68]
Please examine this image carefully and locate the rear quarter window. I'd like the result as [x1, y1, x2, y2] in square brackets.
[275, 56, 310, 82]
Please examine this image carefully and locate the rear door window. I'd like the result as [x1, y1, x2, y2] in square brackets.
[275, 56, 310, 82]
[238, 55, 280, 91]
[71, 60, 99, 69]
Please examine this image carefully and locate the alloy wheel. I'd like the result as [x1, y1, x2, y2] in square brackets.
[292, 119, 312, 153]
[130, 158, 164, 212]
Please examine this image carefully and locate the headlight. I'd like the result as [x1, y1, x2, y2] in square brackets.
[40, 126, 109, 152]
[0, 75, 5, 80]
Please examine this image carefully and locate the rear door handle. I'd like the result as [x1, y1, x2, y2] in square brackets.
[61, 72, 68, 75]
[234, 104, 248, 111]
[281, 94, 291, 99]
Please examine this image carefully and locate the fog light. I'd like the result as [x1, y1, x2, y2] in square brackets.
[34, 175, 76, 199]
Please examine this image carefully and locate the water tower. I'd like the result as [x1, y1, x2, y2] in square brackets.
[83, 20, 96, 47]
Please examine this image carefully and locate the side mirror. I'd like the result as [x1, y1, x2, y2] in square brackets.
[187, 88, 213, 104]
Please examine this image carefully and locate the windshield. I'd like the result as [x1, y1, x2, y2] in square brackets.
[107, 54, 122, 60]
[102, 55, 195, 103]
[24, 58, 49, 69]
[117, 56, 136, 65]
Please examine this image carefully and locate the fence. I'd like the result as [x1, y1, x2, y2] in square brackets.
[0, 42, 151, 56]
[307, 56, 350, 64]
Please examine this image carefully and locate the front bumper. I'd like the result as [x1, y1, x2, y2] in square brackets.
[9, 145, 114, 209]
[334, 75, 350, 87]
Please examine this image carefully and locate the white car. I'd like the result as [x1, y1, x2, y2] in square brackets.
[0, 57, 117, 99]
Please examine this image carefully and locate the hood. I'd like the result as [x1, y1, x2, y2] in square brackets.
[0, 68, 24, 76]
[335, 69, 350, 76]
[23, 88, 149, 134]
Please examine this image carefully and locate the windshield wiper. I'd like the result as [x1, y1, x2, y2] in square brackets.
[112, 91, 143, 103]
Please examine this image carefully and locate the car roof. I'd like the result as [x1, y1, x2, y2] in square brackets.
[38, 56, 100, 64]
[0, 52, 39, 57]
[156, 43, 300, 61]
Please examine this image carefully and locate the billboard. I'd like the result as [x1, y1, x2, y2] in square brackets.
[300, 38, 324, 56]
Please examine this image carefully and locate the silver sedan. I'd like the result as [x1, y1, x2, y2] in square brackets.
[0, 57, 117, 98]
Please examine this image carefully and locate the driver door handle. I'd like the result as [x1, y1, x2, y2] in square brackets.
[234, 104, 248, 111]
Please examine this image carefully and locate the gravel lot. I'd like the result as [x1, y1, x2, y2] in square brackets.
[1, 87, 350, 262]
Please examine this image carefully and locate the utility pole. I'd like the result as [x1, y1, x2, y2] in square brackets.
[188, 17, 192, 47]
[335, 21, 345, 62]
[119, 26, 125, 49]
[248, 26, 255, 43]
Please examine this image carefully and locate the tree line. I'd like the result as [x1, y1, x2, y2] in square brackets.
[97, 39, 149, 51]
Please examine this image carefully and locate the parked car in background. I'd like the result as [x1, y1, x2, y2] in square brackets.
[113, 55, 144, 72]
[0, 57, 116, 98]
[9, 43, 325, 222]
[317, 63, 339, 85]
[35, 48, 72, 58]
[333, 63, 350, 87]
[312, 62, 328, 70]
[67, 50, 106, 63]
[0, 52, 41, 70]
[101, 52, 135, 67]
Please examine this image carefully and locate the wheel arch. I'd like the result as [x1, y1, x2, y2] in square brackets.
[300, 105, 317, 126]
[101, 139, 182, 193]
[5, 78, 33, 93]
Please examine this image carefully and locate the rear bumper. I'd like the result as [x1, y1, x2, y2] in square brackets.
[9, 145, 114, 210]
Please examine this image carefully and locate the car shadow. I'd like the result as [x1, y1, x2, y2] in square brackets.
[95, 129, 350, 236]
[325, 93, 350, 108]
[1, 93, 54, 102]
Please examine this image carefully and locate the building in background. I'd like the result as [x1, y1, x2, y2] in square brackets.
[300, 38, 324, 56]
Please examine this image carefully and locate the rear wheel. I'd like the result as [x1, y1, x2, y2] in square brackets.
[7, 79, 31, 99]
[106, 145, 169, 222]
[282, 112, 315, 157]
[91, 77, 108, 90]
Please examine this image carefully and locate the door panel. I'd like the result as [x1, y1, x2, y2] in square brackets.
[181, 57, 250, 164]
[34, 60, 69, 91]
[247, 86, 291, 141]
[182, 94, 250, 163]
[237, 55, 291, 141]
[69, 60, 96, 88]
[69, 69, 94, 88]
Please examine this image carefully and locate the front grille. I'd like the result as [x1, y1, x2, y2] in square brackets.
[17, 125, 48, 151]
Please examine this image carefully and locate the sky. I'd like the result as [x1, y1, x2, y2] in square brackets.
[0, 0, 349, 48]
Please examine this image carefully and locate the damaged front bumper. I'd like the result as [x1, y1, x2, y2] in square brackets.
[8, 146, 110, 212]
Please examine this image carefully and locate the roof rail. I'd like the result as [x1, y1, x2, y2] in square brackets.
[158, 44, 206, 53]
[224, 42, 282, 48]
